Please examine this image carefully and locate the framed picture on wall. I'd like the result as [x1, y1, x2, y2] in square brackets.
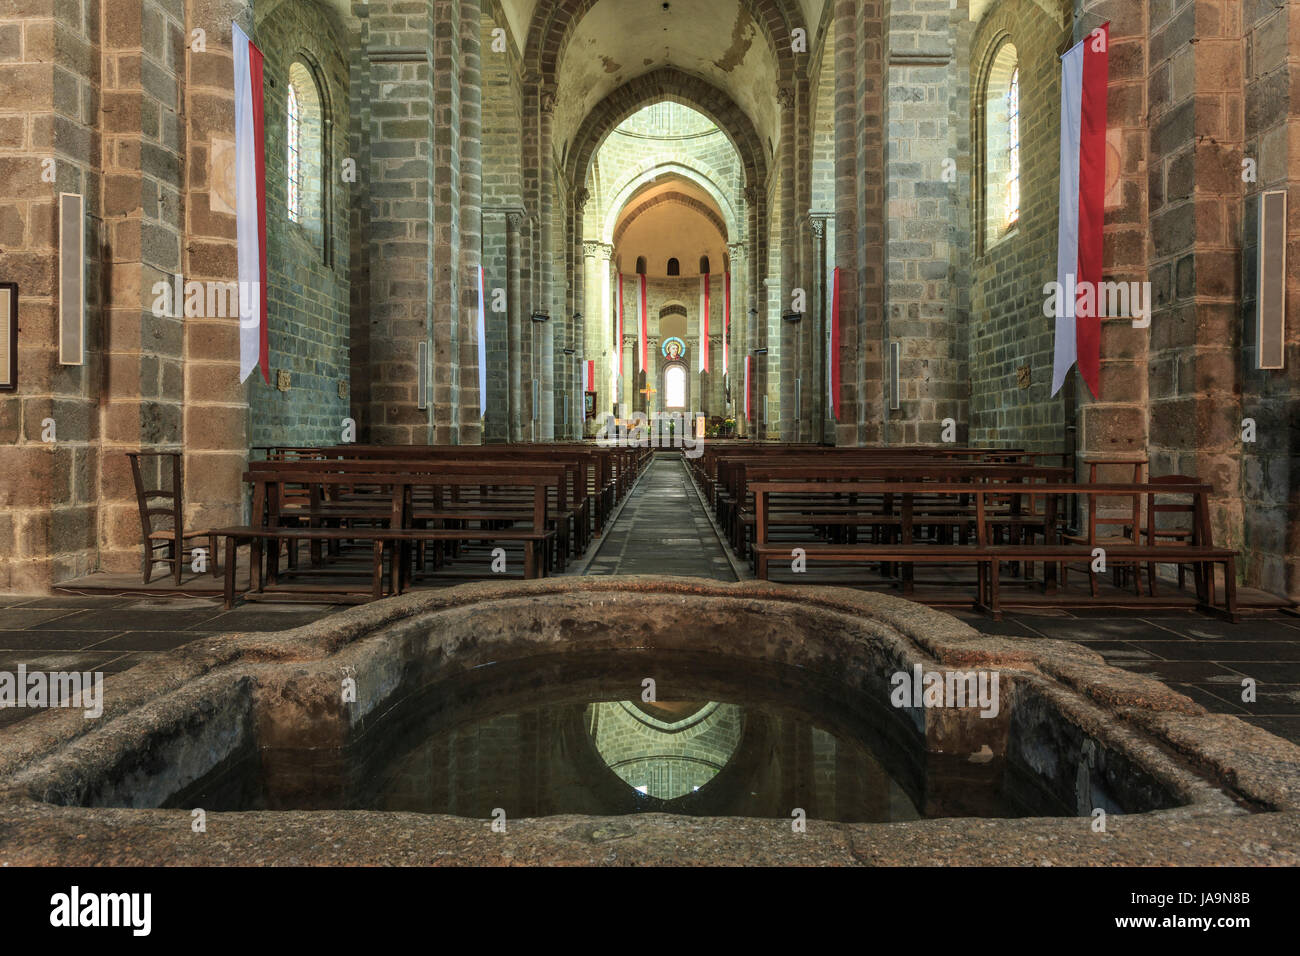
[584, 391, 596, 420]
[0, 283, 16, 392]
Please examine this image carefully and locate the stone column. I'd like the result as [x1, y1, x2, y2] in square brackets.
[506, 209, 524, 441]
[183, 0, 253, 539]
[777, 84, 798, 441]
[727, 242, 746, 432]
[430, 0, 461, 443]
[456, 0, 483, 444]
[364, 0, 435, 443]
[582, 239, 606, 430]
[536, 84, 556, 440]
[1141, 0, 1244, 565]
[809, 213, 833, 443]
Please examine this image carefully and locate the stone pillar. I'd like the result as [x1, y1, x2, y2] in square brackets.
[581, 239, 606, 431]
[728, 242, 746, 433]
[1142, 0, 1244, 561]
[777, 84, 798, 441]
[506, 209, 524, 441]
[536, 84, 555, 440]
[430, 0, 461, 443]
[182, 0, 252, 538]
[456, 0, 483, 444]
[365, 0, 435, 443]
[809, 213, 833, 443]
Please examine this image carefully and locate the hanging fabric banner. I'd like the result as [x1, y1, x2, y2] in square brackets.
[1052, 22, 1109, 399]
[617, 273, 624, 377]
[699, 272, 709, 373]
[830, 266, 841, 421]
[477, 266, 487, 417]
[586, 360, 595, 391]
[638, 273, 648, 373]
[233, 24, 268, 385]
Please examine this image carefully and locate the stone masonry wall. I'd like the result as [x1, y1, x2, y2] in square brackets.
[249, 0, 351, 449]
[969, 0, 1072, 451]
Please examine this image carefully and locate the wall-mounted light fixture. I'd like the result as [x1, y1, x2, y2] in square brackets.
[531, 311, 550, 323]
[782, 310, 804, 323]
[752, 347, 768, 355]
[562, 347, 575, 355]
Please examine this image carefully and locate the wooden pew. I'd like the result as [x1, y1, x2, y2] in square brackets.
[749, 480, 1238, 620]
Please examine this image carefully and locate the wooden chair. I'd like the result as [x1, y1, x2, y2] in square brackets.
[1061, 459, 1146, 596]
[127, 451, 219, 585]
[1142, 474, 1199, 595]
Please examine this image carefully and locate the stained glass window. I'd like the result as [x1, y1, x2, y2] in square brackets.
[287, 81, 301, 223]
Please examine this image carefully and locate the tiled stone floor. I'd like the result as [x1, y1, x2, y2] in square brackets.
[584, 456, 737, 581]
[0, 596, 340, 729]
[3, 457, 1297, 746]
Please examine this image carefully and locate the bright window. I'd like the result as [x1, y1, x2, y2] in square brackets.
[1006, 68, 1020, 227]
[664, 365, 686, 408]
[286, 81, 301, 223]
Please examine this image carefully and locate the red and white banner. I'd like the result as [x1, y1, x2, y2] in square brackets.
[638, 274, 648, 373]
[830, 267, 841, 420]
[1052, 22, 1109, 399]
[586, 360, 595, 391]
[233, 24, 268, 385]
[699, 272, 709, 372]
[723, 271, 730, 376]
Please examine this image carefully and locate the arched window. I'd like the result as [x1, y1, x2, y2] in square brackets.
[636, 256, 647, 275]
[667, 257, 680, 276]
[982, 42, 1019, 247]
[286, 82, 301, 223]
[1006, 68, 1020, 227]
[286, 60, 326, 257]
[664, 364, 686, 408]
[699, 256, 710, 274]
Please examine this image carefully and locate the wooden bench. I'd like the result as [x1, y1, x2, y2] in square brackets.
[749, 480, 1238, 620]
[221, 468, 559, 606]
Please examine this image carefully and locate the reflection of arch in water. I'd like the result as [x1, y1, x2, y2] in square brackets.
[585, 700, 743, 800]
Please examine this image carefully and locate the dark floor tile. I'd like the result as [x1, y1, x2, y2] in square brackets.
[1214, 662, 1300, 683]
[88, 631, 206, 652]
[1014, 618, 1181, 642]
[0, 631, 121, 651]
[1224, 683, 1300, 716]
[1142, 617, 1300, 642]
[1111, 659, 1254, 684]
[98, 653, 147, 674]
[12, 596, 136, 609]
[967, 618, 1046, 638]
[0, 651, 134, 671]
[192, 608, 337, 632]
[29, 609, 225, 632]
[1127, 640, 1300, 662]
[1165, 682, 1251, 715]
[0, 608, 80, 629]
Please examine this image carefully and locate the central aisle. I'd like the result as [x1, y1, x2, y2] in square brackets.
[584, 457, 737, 581]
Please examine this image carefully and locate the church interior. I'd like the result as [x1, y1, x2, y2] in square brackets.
[2, 0, 1300, 872]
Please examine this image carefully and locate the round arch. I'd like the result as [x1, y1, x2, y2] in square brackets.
[566, 68, 768, 196]
[598, 161, 740, 245]
[613, 192, 729, 251]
